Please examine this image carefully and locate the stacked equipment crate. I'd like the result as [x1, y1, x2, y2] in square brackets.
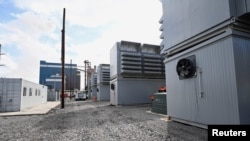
[97, 64, 110, 101]
[110, 40, 165, 105]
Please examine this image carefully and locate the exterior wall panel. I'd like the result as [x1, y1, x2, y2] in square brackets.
[161, 0, 250, 51]
[110, 79, 118, 105]
[233, 36, 250, 124]
[97, 84, 110, 101]
[21, 79, 48, 109]
[165, 37, 240, 125]
[0, 78, 22, 112]
[97, 64, 110, 101]
[162, 0, 231, 50]
[91, 86, 97, 98]
[110, 78, 165, 105]
[110, 43, 119, 79]
[235, 0, 250, 16]
[248, 0, 250, 12]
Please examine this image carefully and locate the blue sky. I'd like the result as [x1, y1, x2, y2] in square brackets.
[0, 1, 23, 22]
[0, 0, 162, 87]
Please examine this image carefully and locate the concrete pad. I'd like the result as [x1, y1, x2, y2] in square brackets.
[0, 101, 60, 117]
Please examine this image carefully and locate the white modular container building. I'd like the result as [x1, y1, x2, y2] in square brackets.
[97, 64, 110, 101]
[110, 41, 165, 105]
[0, 78, 48, 112]
[160, 0, 250, 127]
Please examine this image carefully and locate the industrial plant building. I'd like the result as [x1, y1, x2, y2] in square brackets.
[0, 78, 47, 112]
[86, 65, 96, 98]
[160, 0, 250, 127]
[39, 60, 81, 92]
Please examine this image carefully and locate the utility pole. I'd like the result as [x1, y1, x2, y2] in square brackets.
[61, 8, 66, 109]
[70, 59, 72, 100]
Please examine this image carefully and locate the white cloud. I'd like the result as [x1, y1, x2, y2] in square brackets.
[0, 11, 61, 82]
[0, 0, 163, 85]
[9, 11, 58, 39]
[12, 0, 116, 27]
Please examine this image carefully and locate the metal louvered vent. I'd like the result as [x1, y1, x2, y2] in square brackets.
[121, 52, 142, 74]
[143, 54, 163, 75]
[97, 64, 110, 84]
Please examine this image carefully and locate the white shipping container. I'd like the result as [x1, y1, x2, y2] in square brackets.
[0, 78, 48, 112]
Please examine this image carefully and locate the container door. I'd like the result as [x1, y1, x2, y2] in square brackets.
[110, 81, 117, 105]
[97, 86, 100, 101]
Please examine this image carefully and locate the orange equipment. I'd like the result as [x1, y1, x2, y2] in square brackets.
[158, 86, 167, 92]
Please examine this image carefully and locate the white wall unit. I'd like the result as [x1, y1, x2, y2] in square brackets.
[0, 78, 47, 112]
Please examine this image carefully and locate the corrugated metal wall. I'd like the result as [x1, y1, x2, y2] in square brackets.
[233, 36, 250, 124]
[97, 84, 110, 101]
[161, 0, 250, 51]
[165, 37, 241, 125]
[90, 72, 97, 98]
[111, 78, 165, 105]
[0, 78, 22, 112]
[161, 0, 250, 126]
[97, 64, 110, 101]
[110, 79, 118, 105]
[110, 42, 120, 79]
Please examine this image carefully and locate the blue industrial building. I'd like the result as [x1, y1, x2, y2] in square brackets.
[39, 60, 80, 91]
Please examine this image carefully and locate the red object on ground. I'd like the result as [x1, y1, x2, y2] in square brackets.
[149, 95, 155, 101]
[60, 93, 68, 98]
[92, 96, 97, 102]
[158, 86, 167, 92]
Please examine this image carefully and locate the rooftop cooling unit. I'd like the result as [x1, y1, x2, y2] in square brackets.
[176, 55, 196, 80]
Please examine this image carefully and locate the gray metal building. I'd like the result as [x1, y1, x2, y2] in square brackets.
[161, 0, 250, 127]
[97, 64, 110, 101]
[110, 41, 165, 105]
[47, 91, 59, 101]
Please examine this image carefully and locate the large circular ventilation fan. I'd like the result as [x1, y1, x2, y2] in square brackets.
[176, 57, 196, 79]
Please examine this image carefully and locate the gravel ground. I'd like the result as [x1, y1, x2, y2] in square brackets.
[0, 100, 207, 141]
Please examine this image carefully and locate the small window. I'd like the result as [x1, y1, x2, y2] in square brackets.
[38, 90, 41, 96]
[29, 88, 32, 96]
[35, 89, 38, 96]
[23, 87, 27, 96]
